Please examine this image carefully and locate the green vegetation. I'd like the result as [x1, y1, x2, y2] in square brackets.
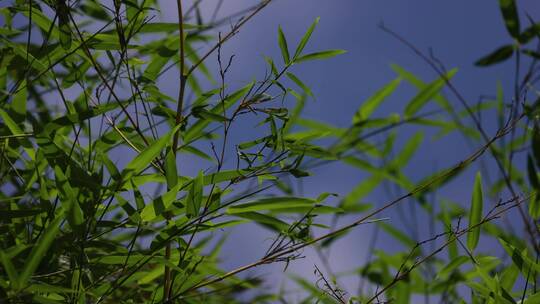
[0, 0, 539, 303]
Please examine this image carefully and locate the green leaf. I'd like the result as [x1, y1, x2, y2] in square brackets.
[404, 68, 457, 118]
[232, 212, 289, 232]
[467, 172, 483, 251]
[165, 148, 178, 190]
[12, 79, 27, 121]
[519, 22, 540, 44]
[353, 77, 401, 124]
[18, 215, 63, 289]
[389, 132, 424, 169]
[184, 81, 254, 143]
[498, 238, 540, 276]
[58, 0, 72, 50]
[0, 108, 35, 160]
[341, 174, 382, 210]
[54, 166, 84, 230]
[532, 125, 540, 168]
[122, 124, 181, 181]
[527, 155, 539, 189]
[436, 256, 469, 280]
[293, 17, 320, 59]
[286, 72, 313, 97]
[227, 197, 316, 214]
[140, 184, 182, 222]
[379, 222, 416, 248]
[498, 0, 520, 39]
[475, 45, 514, 66]
[524, 291, 540, 304]
[186, 171, 204, 218]
[0, 249, 19, 289]
[278, 26, 290, 64]
[294, 49, 346, 63]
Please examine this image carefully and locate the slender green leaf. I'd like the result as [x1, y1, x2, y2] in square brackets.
[294, 49, 346, 63]
[404, 68, 457, 118]
[353, 77, 401, 124]
[18, 215, 64, 289]
[186, 171, 204, 218]
[467, 172, 483, 251]
[293, 17, 320, 59]
[498, 0, 520, 38]
[286, 72, 313, 97]
[278, 26, 290, 64]
[122, 124, 181, 180]
[475, 45, 514, 66]
[54, 166, 84, 229]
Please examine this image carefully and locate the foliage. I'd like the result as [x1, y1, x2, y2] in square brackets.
[0, 0, 539, 303]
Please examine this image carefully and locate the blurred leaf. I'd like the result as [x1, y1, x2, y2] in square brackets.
[475, 45, 514, 66]
[467, 172, 483, 251]
[353, 77, 401, 124]
[498, 0, 521, 38]
[286, 72, 313, 97]
[58, 0, 72, 50]
[519, 22, 540, 44]
[0, 249, 18, 289]
[436, 256, 469, 280]
[341, 174, 382, 210]
[379, 222, 416, 248]
[404, 68, 457, 118]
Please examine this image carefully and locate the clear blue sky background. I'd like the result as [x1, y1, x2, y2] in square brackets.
[153, 0, 540, 299]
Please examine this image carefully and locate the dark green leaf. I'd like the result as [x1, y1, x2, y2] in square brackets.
[18, 215, 64, 289]
[498, 0, 521, 38]
[475, 45, 514, 66]
[186, 171, 204, 218]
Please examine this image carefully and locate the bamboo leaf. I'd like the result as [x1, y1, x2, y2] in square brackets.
[294, 49, 346, 63]
[467, 172, 483, 251]
[293, 17, 320, 59]
[379, 222, 416, 248]
[475, 45, 514, 66]
[54, 166, 84, 230]
[227, 197, 317, 214]
[404, 68, 457, 118]
[122, 124, 181, 180]
[278, 26, 290, 64]
[18, 215, 64, 289]
[165, 148, 178, 190]
[186, 171, 204, 218]
[0, 249, 19, 289]
[498, 0, 520, 39]
[58, 0, 72, 50]
[353, 77, 401, 124]
[286, 72, 313, 97]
